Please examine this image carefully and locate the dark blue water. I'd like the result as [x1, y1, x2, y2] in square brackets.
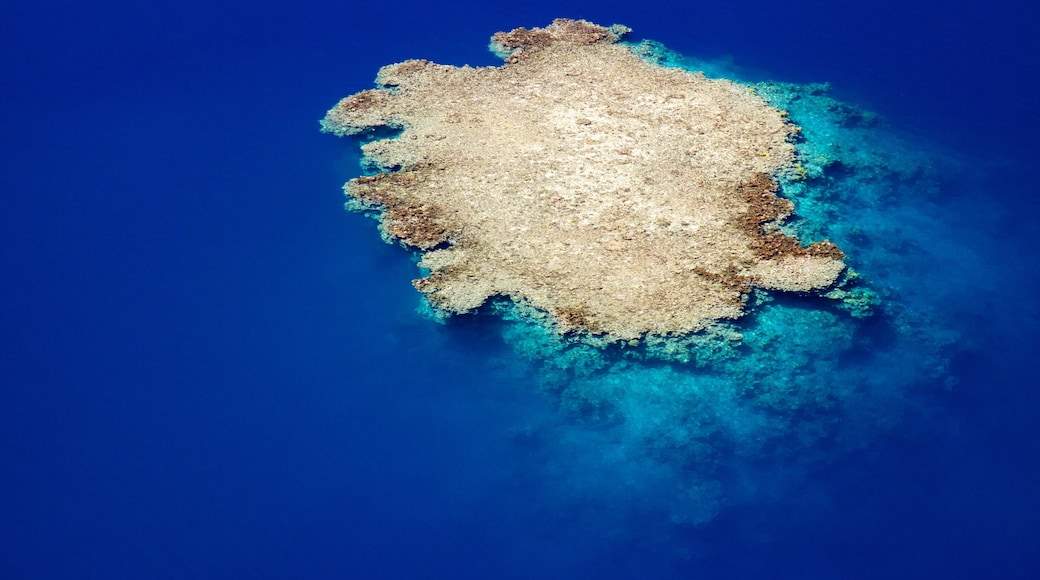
[2, 1, 1038, 578]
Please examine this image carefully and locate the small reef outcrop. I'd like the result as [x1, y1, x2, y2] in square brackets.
[322, 19, 846, 341]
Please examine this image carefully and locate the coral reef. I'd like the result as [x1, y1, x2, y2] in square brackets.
[321, 22, 969, 530]
[322, 19, 846, 341]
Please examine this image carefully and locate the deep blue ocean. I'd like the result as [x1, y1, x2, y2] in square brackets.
[3, 1, 1038, 578]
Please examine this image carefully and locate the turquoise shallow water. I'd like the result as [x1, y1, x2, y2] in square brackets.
[2, 1, 1038, 578]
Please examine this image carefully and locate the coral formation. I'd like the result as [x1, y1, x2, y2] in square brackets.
[322, 19, 846, 341]
[318, 21, 971, 531]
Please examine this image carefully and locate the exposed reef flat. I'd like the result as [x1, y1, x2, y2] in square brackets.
[322, 19, 846, 341]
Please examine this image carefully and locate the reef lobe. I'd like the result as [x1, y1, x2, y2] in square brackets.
[322, 19, 846, 340]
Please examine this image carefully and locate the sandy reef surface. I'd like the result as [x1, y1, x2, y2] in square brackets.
[322, 19, 846, 341]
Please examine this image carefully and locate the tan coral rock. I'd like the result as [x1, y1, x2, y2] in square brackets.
[322, 19, 845, 340]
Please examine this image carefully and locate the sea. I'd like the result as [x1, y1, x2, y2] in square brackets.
[2, 1, 1038, 578]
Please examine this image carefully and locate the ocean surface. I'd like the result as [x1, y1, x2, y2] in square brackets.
[2, 1, 1038, 578]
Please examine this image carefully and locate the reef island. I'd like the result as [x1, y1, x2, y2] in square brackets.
[322, 19, 847, 341]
